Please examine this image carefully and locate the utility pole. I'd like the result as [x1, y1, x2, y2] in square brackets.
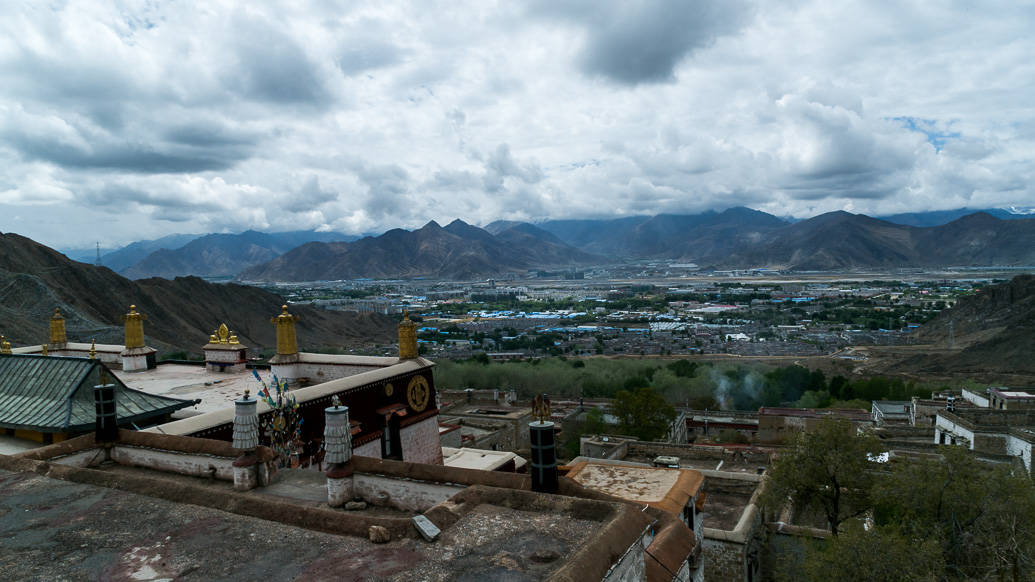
[94, 242, 102, 267]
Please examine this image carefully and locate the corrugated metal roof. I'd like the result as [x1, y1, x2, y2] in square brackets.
[0, 354, 195, 433]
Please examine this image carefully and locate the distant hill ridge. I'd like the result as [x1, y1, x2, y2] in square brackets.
[237, 219, 601, 282]
[0, 232, 394, 354]
[120, 230, 355, 279]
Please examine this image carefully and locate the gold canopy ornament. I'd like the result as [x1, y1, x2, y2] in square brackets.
[0, 335, 11, 354]
[49, 308, 67, 345]
[122, 305, 147, 349]
[271, 305, 298, 356]
[398, 310, 418, 360]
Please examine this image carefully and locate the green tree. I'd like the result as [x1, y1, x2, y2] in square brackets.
[760, 419, 882, 536]
[611, 386, 676, 441]
[792, 525, 943, 582]
[875, 446, 1035, 580]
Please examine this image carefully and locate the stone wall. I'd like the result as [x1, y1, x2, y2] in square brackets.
[353, 474, 463, 512]
[974, 432, 1008, 455]
[627, 441, 772, 466]
[1006, 434, 1034, 474]
[111, 445, 236, 481]
[353, 439, 381, 458]
[602, 535, 646, 582]
[705, 538, 746, 581]
[271, 361, 381, 386]
[401, 416, 444, 464]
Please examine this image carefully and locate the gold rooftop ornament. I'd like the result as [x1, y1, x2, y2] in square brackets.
[271, 305, 298, 356]
[0, 335, 11, 354]
[89, 339, 96, 359]
[398, 310, 418, 360]
[216, 323, 231, 344]
[122, 305, 147, 349]
[49, 308, 67, 346]
[41, 343, 48, 356]
[532, 393, 551, 423]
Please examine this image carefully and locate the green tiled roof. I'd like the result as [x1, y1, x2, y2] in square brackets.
[0, 354, 195, 433]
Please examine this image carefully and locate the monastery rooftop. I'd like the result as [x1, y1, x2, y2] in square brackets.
[0, 467, 606, 581]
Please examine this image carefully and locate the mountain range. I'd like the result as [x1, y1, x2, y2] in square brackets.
[236, 210, 1035, 280]
[0, 232, 395, 354]
[60, 207, 1035, 281]
[237, 219, 600, 281]
[120, 230, 355, 279]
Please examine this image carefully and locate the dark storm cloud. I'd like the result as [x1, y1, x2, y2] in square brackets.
[228, 14, 333, 106]
[7, 132, 243, 173]
[536, 0, 752, 84]
[162, 122, 261, 148]
[1, 113, 252, 174]
[80, 183, 221, 212]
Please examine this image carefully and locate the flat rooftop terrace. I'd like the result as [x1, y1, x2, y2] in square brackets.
[113, 364, 255, 416]
[0, 467, 602, 581]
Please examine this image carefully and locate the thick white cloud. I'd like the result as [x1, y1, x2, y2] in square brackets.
[0, 0, 1032, 249]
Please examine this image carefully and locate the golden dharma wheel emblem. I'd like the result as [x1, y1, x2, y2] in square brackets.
[407, 375, 430, 412]
[384, 383, 394, 397]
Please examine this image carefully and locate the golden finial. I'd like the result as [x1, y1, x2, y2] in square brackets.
[0, 335, 11, 354]
[398, 309, 418, 359]
[271, 305, 298, 356]
[217, 323, 230, 343]
[41, 343, 48, 356]
[49, 308, 67, 346]
[243, 389, 250, 400]
[122, 305, 147, 349]
[89, 339, 96, 359]
[532, 394, 551, 423]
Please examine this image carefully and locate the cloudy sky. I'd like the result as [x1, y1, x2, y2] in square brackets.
[1, 1, 1033, 249]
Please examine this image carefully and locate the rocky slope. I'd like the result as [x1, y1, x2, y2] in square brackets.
[0, 232, 394, 354]
[892, 275, 1035, 375]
